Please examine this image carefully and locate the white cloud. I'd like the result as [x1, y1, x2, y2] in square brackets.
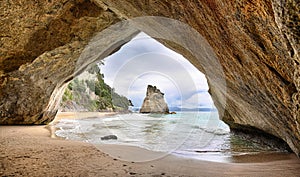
[183, 92, 214, 108]
[100, 32, 214, 108]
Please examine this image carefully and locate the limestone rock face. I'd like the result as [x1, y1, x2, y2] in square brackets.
[0, 0, 121, 124]
[140, 85, 169, 114]
[0, 0, 299, 155]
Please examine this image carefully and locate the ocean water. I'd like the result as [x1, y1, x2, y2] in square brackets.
[54, 112, 286, 162]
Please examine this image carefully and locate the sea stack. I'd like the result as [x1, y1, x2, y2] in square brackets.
[140, 85, 169, 114]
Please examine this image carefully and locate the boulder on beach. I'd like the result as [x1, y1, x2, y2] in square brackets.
[101, 135, 118, 140]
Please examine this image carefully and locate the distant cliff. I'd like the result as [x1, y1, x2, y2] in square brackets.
[60, 64, 132, 112]
[140, 85, 169, 114]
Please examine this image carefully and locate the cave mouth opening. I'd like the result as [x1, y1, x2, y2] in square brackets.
[99, 32, 218, 114]
[53, 17, 289, 162]
[55, 31, 234, 162]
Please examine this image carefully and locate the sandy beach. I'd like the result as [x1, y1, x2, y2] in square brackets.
[53, 112, 117, 121]
[1, 113, 300, 177]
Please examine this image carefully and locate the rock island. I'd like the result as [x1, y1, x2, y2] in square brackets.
[140, 85, 170, 114]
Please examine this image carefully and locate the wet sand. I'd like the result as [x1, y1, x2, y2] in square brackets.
[54, 112, 117, 121]
[1, 113, 300, 176]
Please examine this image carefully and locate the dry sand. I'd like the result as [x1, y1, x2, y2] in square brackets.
[1, 113, 300, 177]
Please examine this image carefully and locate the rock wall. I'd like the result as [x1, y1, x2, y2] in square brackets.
[0, 0, 299, 155]
[140, 85, 169, 114]
[0, 0, 121, 124]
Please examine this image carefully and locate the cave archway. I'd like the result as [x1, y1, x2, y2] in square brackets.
[1, 0, 298, 157]
[55, 18, 230, 160]
[70, 16, 227, 120]
[52, 17, 230, 162]
[59, 27, 292, 161]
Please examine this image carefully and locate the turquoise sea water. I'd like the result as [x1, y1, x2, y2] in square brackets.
[54, 112, 287, 162]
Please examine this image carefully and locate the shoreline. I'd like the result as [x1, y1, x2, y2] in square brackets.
[1, 113, 300, 176]
[54, 111, 118, 121]
[52, 112, 295, 163]
[47, 111, 118, 139]
[51, 112, 300, 164]
[92, 143, 297, 164]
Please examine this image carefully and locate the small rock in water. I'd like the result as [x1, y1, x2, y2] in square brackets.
[139, 85, 170, 114]
[101, 135, 118, 140]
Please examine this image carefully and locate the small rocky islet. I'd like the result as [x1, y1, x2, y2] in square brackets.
[139, 85, 170, 114]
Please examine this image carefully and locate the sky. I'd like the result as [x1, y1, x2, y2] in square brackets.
[100, 32, 215, 109]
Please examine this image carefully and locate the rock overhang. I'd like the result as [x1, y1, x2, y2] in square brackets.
[0, 0, 299, 156]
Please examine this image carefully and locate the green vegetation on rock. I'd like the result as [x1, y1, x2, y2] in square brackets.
[60, 64, 132, 112]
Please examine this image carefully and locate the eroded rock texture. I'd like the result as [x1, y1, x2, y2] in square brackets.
[140, 85, 169, 114]
[0, 0, 299, 155]
[0, 0, 120, 124]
